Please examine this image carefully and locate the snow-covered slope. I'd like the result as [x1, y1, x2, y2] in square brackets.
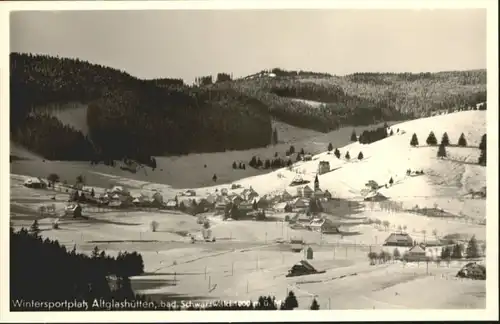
[196, 110, 486, 217]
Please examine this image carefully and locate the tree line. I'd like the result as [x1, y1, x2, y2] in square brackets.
[410, 131, 487, 165]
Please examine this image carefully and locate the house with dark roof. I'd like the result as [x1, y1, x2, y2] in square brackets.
[384, 233, 414, 247]
[297, 185, 313, 198]
[404, 244, 428, 262]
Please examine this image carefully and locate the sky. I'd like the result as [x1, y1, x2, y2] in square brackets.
[10, 9, 486, 84]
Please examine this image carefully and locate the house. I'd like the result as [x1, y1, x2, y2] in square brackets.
[281, 190, 293, 201]
[364, 191, 388, 202]
[108, 200, 123, 208]
[404, 244, 428, 262]
[110, 186, 129, 196]
[256, 196, 271, 209]
[384, 233, 414, 247]
[297, 185, 313, 198]
[205, 194, 217, 204]
[296, 213, 311, 224]
[220, 188, 229, 196]
[165, 200, 177, 210]
[184, 190, 196, 197]
[317, 161, 330, 175]
[215, 195, 229, 204]
[273, 202, 290, 213]
[239, 201, 254, 212]
[231, 184, 242, 190]
[309, 218, 340, 234]
[65, 203, 82, 218]
[23, 177, 48, 189]
[230, 195, 244, 206]
[313, 189, 325, 199]
[302, 154, 313, 161]
[241, 188, 258, 201]
[291, 197, 309, 210]
[215, 200, 229, 211]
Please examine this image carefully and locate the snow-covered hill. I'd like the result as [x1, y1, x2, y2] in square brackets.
[80, 110, 486, 221]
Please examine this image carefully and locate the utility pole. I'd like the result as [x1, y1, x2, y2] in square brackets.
[208, 276, 211, 290]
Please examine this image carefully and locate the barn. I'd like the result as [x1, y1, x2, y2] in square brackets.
[384, 233, 414, 247]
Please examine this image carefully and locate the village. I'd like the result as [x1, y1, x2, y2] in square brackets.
[11, 108, 488, 309]
[18, 148, 485, 282]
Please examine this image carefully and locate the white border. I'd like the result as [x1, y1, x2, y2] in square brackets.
[0, 0, 498, 322]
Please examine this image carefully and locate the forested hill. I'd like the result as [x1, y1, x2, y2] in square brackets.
[10, 53, 486, 163]
[10, 53, 272, 163]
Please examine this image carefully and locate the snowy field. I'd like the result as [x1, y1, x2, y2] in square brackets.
[9, 111, 487, 309]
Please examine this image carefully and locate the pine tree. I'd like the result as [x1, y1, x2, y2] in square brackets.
[440, 246, 451, 259]
[252, 200, 258, 210]
[232, 162, 237, 169]
[327, 143, 333, 152]
[389, 129, 394, 136]
[410, 133, 419, 147]
[334, 148, 341, 159]
[451, 244, 463, 259]
[264, 159, 271, 169]
[345, 151, 350, 160]
[249, 156, 255, 168]
[440, 132, 450, 146]
[212, 174, 217, 182]
[350, 130, 357, 142]
[457, 133, 467, 147]
[284, 291, 299, 310]
[310, 298, 320, 310]
[466, 235, 480, 258]
[389, 177, 394, 185]
[91, 246, 100, 258]
[357, 151, 364, 160]
[393, 248, 401, 260]
[437, 143, 447, 158]
[289, 145, 295, 154]
[478, 148, 486, 166]
[300, 148, 305, 155]
[479, 134, 486, 150]
[29, 220, 40, 236]
[47, 173, 60, 189]
[426, 131, 438, 146]
[272, 128, 278, 145]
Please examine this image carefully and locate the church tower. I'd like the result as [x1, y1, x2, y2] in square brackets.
[314, 174, 320, 191]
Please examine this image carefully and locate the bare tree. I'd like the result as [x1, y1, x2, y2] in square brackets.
[150, 220, 159, 232]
